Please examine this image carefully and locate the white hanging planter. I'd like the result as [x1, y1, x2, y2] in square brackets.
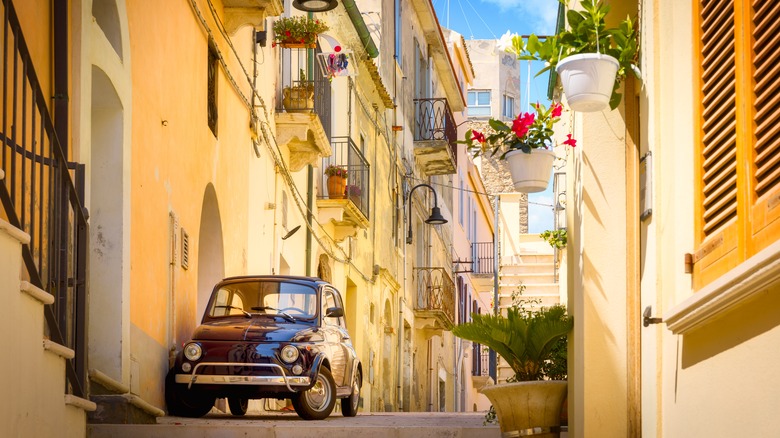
[505, 148, 556, 193]
[556, 53, 619, 112]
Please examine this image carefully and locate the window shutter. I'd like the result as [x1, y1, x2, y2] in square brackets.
[750, 0, 780, 250]
[694, 0, 740, 287]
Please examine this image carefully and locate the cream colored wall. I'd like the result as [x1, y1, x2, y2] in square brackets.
[568, 105, 629, 437]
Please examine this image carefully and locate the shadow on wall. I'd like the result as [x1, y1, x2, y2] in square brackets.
[681, 286, 780, 368]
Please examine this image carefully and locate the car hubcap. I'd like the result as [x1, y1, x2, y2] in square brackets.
[305, 375, 331, 411]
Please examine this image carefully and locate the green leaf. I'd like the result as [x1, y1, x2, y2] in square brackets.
[489, 118, 511, 132]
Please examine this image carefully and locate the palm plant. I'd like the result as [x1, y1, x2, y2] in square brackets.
[453, 304, 573, 381]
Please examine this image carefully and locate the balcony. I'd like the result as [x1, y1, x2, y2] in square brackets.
[454, 241, 495, 290]
[275, 47, 331, 171]
[222, 0, 283, 34]
[412, 98, 457, 176]
[413, 267, 455, 336]
[471, 343, 493, 388]
[317, 136, 370, 241]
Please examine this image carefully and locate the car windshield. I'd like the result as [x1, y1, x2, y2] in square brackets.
[208, 280, 317, 320]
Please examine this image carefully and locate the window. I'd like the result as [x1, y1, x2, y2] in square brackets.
[693, 0, 780, 289]
[459, 178, 464, 225]
[207, 40, 218, 137]
[467, 90, 491, 117]
[395, 0, 403, 67]
[502, 94, 515, 118]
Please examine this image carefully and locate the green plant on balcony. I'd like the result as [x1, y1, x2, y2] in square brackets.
[272, 15, 328, 48]
[283, 69, 314, 112]
[540, 229, 567, 249]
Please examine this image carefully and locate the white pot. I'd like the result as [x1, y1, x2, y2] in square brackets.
[556, 53, 619, 112]
[505, 149, 556, 193]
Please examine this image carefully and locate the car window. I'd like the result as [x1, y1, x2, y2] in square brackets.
[322, 288, 345, 328]
[208, 280, 317, 319]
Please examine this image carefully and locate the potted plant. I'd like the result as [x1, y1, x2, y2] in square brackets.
[324, 164, 348, 199]
[540, 229, 567, 250]
[500, 0, 639, 112]
[282, 69, 315, 112]
[272, 15, 328, 48]
[453, 304, 573, 437]
[463, 102, 576, 192]
[344, 184, 361, 204]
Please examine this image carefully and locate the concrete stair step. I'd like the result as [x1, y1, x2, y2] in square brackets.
[502, 253, 554, 264]
[500, 263, 555, 275]
[500, 272, 556, 285]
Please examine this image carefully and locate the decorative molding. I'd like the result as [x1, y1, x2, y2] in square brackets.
[275, 113, 331, 172]
[665, 240, 780, 334]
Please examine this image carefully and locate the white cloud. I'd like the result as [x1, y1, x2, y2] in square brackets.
[527, 194, 554, 234]
[481, 0, 559, 34]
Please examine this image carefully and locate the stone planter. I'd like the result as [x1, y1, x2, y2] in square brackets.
[480, 381, 568, 438]
[505, 149, 556, 193]
[556, 53, 619, 112]
[282, 86, 314, 112]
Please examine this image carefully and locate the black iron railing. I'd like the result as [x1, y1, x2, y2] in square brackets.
[0, 0, 87, 397]
[320, 136, 370, 219]
[413, 98, 457, 166]
[472, 344, 490, 377]
[278, 46, 331, 141]
[413, 267, 455, 328]
[472, 241, 494, 275]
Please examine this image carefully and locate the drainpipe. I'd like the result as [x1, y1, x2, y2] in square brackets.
[341, 0, 379, 58]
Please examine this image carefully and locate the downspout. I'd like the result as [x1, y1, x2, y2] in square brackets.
[341, 0, 379, 58]
[305, 11, 315, 276]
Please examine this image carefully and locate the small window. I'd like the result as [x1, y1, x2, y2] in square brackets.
[467, 90, 491, 117]
[207, 41, 218, 137]
[502, 95, 515, 118]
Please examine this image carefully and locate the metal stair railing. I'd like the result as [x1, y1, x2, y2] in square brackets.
[0, 0, 88, 398]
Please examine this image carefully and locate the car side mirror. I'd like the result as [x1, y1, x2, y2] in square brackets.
[325, 307, 343, 318]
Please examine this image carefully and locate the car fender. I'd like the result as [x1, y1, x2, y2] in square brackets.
[298, 351, 328, 391]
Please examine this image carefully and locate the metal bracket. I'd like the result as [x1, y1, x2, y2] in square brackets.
[643, 305, 663, 327]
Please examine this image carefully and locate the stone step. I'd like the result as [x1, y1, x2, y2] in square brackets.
[498, 283, 560, 296]
[500, 263, 555, 275]
[501, 253, 554, 264]
[500, 272, 556, 285]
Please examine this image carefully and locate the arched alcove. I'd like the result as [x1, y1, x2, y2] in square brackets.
[88, 65, 125, 378]
[92, 0, 123, 60]
[196, 184, 225, 323]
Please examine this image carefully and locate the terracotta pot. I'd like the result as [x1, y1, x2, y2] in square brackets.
[327, 176, 346, 199]
[505, 149, 556, 193]
[480, 381, 568, 438]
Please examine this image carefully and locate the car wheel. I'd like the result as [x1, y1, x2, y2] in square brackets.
[228, 397, 249, 416]
[165, 369, 216, 418]
[340, 369, 361, 417]
[292, 367, 336, 420]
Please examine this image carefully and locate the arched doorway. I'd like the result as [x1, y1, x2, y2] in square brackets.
[196, 184, 225, 327]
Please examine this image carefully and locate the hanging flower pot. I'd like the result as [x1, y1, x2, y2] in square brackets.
[556, 53, 620, 112]
[505, 148, 556, 193]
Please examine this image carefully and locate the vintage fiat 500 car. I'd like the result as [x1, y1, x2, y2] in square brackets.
[166, 276, 362, 420]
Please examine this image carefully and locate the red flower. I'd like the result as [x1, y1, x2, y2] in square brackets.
[563, 134, 577, 147]
[551, 103, 563, 118]
[512, 112, 534, 139]
[471, 130, 486, 144]
[285, 30, 291, 37]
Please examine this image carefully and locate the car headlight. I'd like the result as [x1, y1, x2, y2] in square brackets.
[280, 345, 299, 363]
[183, 343, 202, 361]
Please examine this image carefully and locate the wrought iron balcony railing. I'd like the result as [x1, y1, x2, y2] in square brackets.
[320, 136, 370, 219]
[413, 267, 455, 329]
[473, 344, 491, 377]
[0, 0, 87, 397]
[278, 46, 331, 140]
[413, 98, 457, 166]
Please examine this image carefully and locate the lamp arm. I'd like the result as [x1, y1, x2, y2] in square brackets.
[406, 183, 438, 244]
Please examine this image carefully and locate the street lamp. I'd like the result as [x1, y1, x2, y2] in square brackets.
[292, 0, 338, 12]
[406, 183, 447, 244]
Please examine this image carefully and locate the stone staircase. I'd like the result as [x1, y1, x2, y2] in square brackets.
[0, 214, 95, 438]
[496, 247, 561, 383]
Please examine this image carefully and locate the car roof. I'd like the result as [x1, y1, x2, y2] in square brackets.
[219, 275, 328, 287]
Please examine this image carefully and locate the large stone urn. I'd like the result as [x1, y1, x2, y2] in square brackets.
[480, 380, 568, 438]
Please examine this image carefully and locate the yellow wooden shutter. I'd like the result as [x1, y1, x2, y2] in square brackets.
[750, 0, 780, 251]
[693, 0, 741, 288]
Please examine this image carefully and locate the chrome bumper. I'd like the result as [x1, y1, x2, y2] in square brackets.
[175, 362, 311, 391]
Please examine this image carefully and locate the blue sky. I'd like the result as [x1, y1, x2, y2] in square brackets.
[432, 0, 561, 233]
